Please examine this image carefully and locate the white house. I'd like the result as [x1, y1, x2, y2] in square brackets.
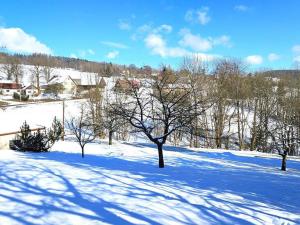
[0, 80, 22, 96]
[22, 85, 39, 96]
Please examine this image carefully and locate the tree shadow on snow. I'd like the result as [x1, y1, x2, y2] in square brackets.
[0, 144, 299, 225]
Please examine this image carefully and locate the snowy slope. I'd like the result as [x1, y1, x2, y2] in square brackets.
[0, 64, 118, 88]
[0, 141, 299, 225]
[0, 100, 83, 133]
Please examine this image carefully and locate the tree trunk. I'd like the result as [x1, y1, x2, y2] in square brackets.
[16, 75, 19, 84]
[237, 101, 242, 150]
[281, 154, 287, 171]
[189, 131, 193, 148]
[157, 143, 164, 168]
[250, 99, 258, 151]
[36, 74, 40, 95]
[81, 146, 85, 158]
[108, 130, 113, 145]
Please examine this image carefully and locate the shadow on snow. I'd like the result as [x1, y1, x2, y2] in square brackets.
[0, 142, 299, 225]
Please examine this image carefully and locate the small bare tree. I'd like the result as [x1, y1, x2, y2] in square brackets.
[67, 106, 96, 158]
[272, 125, 299, 171]
[102, 92, 125, 145]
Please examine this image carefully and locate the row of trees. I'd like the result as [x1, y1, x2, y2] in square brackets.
[0, 55, 56, 95]
[0, 52, 157, 79]
[67, 57, 299, 170]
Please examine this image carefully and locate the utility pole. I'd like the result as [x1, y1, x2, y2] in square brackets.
[62, 99, 65, 141]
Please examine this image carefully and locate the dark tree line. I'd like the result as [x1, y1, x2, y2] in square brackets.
[0, 52, 157, 77]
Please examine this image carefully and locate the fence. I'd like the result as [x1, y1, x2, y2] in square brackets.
[0, 127, 45, 149]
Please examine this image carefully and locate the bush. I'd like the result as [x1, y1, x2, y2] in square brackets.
[13, 92, 29, 101]
[10, 117, 62, 152]
[44, 83, 64, 97]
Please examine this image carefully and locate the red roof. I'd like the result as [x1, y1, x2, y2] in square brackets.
[0, 83, 22, 89]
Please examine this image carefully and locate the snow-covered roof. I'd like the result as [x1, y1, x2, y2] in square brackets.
[0, 79, 16, 84]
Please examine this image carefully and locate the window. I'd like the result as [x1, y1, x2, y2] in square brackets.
[6, 90, 9, 92]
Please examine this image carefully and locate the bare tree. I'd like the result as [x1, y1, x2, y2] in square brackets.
[113, 67, 210, 168]
[67, 105, 96, 158]
[272, 125, 299, 171]
[1, 56, 23, 83]
[30, 56, 44, 95]
[102, 92, 125, 145]
[43, 65, 55, 83]
[210, 59, 235, 148]
[180, 56, 209, 147]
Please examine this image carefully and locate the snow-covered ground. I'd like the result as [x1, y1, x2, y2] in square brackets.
[0, 99, 85, 133]
[0, 141, 299, 225]
[0, 64, 119, 88]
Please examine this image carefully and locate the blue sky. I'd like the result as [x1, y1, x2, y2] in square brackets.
[0, 0, 300, 70]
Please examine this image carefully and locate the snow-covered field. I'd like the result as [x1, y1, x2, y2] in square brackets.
[0, 100, 83, 133]
[0, 141, 299, 225]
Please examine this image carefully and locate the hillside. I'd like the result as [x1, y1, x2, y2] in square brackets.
[261, 70, 300, 80]
[0, 52, 156, 77]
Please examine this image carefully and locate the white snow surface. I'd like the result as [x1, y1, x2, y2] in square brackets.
[0, 141, 300, 225]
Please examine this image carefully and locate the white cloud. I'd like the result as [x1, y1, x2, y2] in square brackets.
[70, 53, 78, 58]
[179, 30, 212, 51]
[144, 33, 217, 61]
[179, 29, 231, 52]
[292, 45, 300, 54]
[145, 33, 188, 57]
[131, 24, 173, 41]
[268, 53, 280, 62]
[0, 27, 52, 54]
[245, 55, 263, 65]
[118, 20, 131, 31]
[234, 5, 249, 12]
[101, 41, 128, 49]
[293, 55, 300, 63]
[197, 7, 210, 25]
[213, 35, 231, 47]
[145, 34, 165, 48]
[106, 50, 119, 59]
[185, 7, 211, 25]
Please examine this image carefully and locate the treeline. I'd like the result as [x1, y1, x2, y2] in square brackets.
[68, 57, 299, 169]
[176, 59, 300, 157]
[0, 52, 155, 77]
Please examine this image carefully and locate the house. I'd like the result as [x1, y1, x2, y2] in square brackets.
[62, 76, 81, 94]
[77, 77, 107, 93]
[44, 73, 106, 96]
[0, 81, 22, 96]
[114, 79, 140, 93]
[23, 85, 40, 96]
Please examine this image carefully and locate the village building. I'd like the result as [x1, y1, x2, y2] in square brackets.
[114, 79, 140, 93]
[0, 80, 22, 96]
[22, 84, 40, 96]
